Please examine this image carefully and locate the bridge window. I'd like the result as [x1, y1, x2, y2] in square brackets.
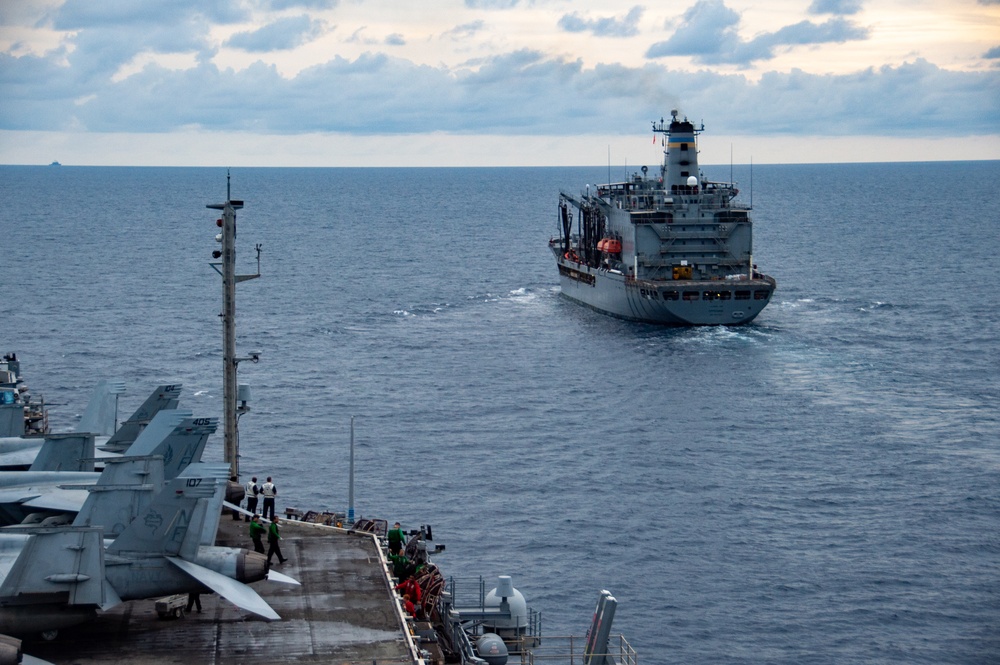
[662, 290, 679, 301]
[735, 291, 751, 300]
[754, 290, 769, 300]
[682, 291, 699, 301]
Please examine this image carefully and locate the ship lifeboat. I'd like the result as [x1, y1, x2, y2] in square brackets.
[599, 238, 622, 254]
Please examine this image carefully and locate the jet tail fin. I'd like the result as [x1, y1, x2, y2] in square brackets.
[0, 527, 106, 606]
[103, 384, 182, 453]
[72, 456, 166, 539]
[28, 433, 96, 472]
[179, 462, 231, 546]
[116, 410, 190, 454]
[124, 413, 215, 480]
[75, 379, 127, 437]
[107, 472, 222, 557]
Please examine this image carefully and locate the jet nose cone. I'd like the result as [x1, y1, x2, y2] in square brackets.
[239, 550, 269, 583]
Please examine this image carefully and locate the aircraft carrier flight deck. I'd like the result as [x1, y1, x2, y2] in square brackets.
[23, 517, 419, 665]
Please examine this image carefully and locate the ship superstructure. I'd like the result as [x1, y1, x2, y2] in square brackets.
[551, 110, 776, 325]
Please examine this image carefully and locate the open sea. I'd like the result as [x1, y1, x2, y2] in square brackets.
[1, 161, 998, 664]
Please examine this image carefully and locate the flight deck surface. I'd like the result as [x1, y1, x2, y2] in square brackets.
[23, 518, 416, 664]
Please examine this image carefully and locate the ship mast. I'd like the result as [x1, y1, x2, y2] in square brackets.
[208, 171, 261, 481]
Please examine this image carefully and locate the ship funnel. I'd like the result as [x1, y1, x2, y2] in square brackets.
[660, 112, 701, 193]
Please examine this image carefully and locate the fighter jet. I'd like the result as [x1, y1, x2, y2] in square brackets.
[103, 465, 282, 620]
[0, 412, 215, 526]
[0, 383, 182, 470]
[0, 465, 286, 641]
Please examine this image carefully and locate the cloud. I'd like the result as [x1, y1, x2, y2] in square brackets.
[226, 15, 325, 52]
[645, 1, 741, 58]
[39, 0, 236, 88]
[0, 1, 996, 144]
[808, 0, 863, 15]
[52, 0, 246, 30]
[464, 0, 520, 8]
[442, 21, 486, 40]
[558, 6, 644, 38]
[762, 17, 868, 49]
[646, 0, 869, 65]
[2, 34, 995, 141]
[346, 27, 378, 45]
[263, 0, 338, 9]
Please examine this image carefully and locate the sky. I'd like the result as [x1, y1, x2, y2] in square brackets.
[1, 0, 998, 166]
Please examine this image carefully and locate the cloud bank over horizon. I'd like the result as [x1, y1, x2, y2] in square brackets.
[0, 0, 997, 165]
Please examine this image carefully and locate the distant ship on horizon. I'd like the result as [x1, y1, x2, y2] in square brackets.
[48, 161, 61, 166]
[550, 109, 776, 325]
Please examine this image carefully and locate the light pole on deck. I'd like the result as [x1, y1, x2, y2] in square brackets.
[208, 171, 261, 481]
[348, 416, 355, 525]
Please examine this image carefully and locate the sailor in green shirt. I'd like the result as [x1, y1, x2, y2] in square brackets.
[388, 549, 411, 581]
[388, 522, 406, 553]
[267, 516, 288, 566]
[248, 514, 266, 553]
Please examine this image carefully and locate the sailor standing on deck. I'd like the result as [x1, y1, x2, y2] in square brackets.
[267, 516, 287, 566]
[249, 514, 266, 553]
[388, 548, 411, 582]
[245, 476, 259, 517]
[260, 477, 277, 521]
[388, 522, 406, 554]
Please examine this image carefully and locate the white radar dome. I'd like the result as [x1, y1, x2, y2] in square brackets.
[687, 176, 698, 187]
[484, 575, 528, 630]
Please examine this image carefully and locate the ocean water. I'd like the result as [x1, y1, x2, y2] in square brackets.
[1, 161, 998, 664]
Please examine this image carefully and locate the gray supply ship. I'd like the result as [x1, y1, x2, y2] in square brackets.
[551, 110, 776, 325]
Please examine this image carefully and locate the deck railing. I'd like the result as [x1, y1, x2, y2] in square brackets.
[519, 634, 636, 665]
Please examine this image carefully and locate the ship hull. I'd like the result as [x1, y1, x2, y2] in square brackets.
[556, 257, 774, 326]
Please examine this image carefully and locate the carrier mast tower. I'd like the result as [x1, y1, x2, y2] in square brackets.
[208, 172, 261, 480]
